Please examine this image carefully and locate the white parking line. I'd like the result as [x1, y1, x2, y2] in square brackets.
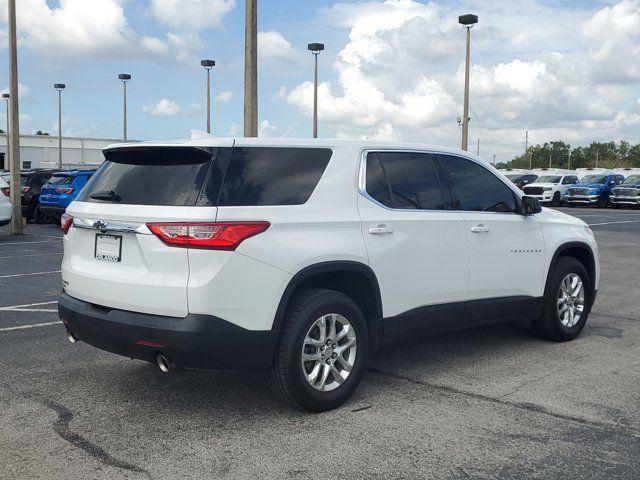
[0, 270, 61, 279]
[0, 252, 63, 260]
[0, 301, 58, 312]
[589, 220, 640, 226]
[0, 321, 62, 332]
[0, 240, 62, 246]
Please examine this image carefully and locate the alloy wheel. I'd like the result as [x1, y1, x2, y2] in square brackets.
[557, 273, 585, 328]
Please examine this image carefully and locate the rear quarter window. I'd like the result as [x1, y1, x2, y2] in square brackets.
[217, 147, 332, 206]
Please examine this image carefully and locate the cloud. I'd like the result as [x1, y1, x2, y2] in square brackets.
[258, 30, 298, 61]
[216, 91, 232, 103]
[142, 99, 181, 116]
[283, 0, 640, 162]
[151, 0, 236, 30]
[1, 83, 29, 100]
[259, 120, 278, 137]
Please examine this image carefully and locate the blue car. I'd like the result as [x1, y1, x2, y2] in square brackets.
[39, 170, 96, 219]
[565, 173, 625, 208]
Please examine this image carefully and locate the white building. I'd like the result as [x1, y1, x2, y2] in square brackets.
[0, 134, 123, 170]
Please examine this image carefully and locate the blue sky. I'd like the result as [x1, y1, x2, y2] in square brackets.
[1, 0, 639, 162]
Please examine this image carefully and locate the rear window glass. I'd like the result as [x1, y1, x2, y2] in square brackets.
[217, 147, 332, 206]
[47, 175, 73, 185]
[78, 147, 213, 206]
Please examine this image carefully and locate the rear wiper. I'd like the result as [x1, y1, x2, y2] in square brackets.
[90, 190, 121, 202]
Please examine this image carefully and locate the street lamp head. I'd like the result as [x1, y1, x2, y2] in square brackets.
[118, 73, 132, 81]
[458, 14, 478, 26]
[308, 43, 325, 54]
[54, 83, 66, 90]
[201, 59, 215, 69]
[2, 93, 9, 99]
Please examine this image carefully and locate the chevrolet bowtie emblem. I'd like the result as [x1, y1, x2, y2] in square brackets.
[93, 220, 108, 231]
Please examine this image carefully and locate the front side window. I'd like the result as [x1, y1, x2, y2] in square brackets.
[364, 152, 446, 210]
[439, 154, 517, 213]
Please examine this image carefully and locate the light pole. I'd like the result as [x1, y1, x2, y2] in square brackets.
[118, 74, 131, 141]
[2, 93, 9, 171]
[54, 84, 65, 169]
[458, 14, 478, 151]
[244, 0, 258, 137]
[307, 43, 324, 138]
[201, 60, 215, 133]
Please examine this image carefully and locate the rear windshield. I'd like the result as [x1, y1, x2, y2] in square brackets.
[47, 175, 74, 185]
[78, 146, 332, 207]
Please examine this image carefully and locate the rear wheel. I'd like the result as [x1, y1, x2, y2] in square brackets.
[31, 204, 48, 224]
[534, 257, 592, 342]
[268, 289, 368, 412]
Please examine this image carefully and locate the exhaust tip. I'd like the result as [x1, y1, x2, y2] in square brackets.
[156, 353, 170, 373]
[66, 329, 78, 344]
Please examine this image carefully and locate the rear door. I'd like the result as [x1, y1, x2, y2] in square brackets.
[63, 145, 227, 317]
[358, 151, 469, 336]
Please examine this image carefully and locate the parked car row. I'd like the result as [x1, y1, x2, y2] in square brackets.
[0, 168, 95, 223]
[498, 167, 640, 208]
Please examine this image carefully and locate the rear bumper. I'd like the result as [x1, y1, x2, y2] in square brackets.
[39, 205, 65, 217]
[58, 292, 279, 370]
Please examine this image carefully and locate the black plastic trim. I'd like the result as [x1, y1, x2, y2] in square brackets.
[548, 241, 597, 304]
[59, 293, 278, 370]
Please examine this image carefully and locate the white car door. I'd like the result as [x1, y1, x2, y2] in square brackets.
[436, 153, 546, 323]
[357, 151, 469, 336]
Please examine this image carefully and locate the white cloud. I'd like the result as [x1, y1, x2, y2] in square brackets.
[284, 0, 640, 162]
[151, 0, 236, 30]
[258, 30, 297, 61]
[216, 91, 232, 103]
[0, 0, 167, 59]
[142, 36, 169, 56]
[1, 83, 29, 100]
[143, 99, 181, 116]
[259, 120, 278, 137]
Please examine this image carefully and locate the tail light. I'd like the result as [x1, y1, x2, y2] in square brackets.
[0, 187, 9, 197]
[21, 186, 31, 193]
[61, 213, 73, 234]
[147, 222, 270, 250]
[55, 186, 75, 194]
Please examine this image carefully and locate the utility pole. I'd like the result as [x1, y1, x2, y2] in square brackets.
[118, 74, 131, 141]
[595, 150, 599, 168]
[476, 139, 480, 156]
[200, 60, 215, 133]
[244, 0, 258, 137]
[568, 150, 571, 170]
[525, 130, 530, 170]
[549, 150, 552, 169]
[54, 84, 65, 169]
[308, 43, 324, 138]
[8, 0, 22, 234]
[492, 154, 496, 165]
[2, 94, 9, 171]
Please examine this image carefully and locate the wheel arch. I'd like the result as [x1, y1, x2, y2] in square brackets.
[272, 261, 384, 350]
[548, 242, 597, 297]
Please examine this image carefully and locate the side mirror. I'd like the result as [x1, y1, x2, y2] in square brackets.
[521, 196, 542, 215]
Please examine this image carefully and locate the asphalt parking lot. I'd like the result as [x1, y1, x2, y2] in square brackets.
[1, 207, 639, 479]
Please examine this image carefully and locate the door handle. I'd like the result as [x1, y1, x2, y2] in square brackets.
[470, 224, 489, 233]
[368, 225, 393, 235]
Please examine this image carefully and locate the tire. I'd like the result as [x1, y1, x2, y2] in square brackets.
[567, 203, 576, 208]
[551, 192, 561, 207]
[534, 257, 592, 342]
[597, 194, 608, 208]
[31, 204, 47, 224]
[268, 289, 369, 412]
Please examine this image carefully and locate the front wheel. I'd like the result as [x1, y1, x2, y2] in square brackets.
[551, 192, 561, 207]
[597, 194, 608, 208]
[268, 289, 368, 412]
[534, 257, 592, 342]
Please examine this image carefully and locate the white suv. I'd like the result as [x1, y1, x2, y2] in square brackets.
[0, 174, 12, 227]
[59, 138, 599, 411]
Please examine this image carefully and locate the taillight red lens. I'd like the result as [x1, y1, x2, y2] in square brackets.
[147, 222, 270, 250]
[0, 187, 9, 197]
[61, 213, 73, 234]
[21, 186, 31, 193]
[55, 186, 75, 194]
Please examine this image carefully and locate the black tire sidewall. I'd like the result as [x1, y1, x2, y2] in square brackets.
[543, 258, 592, 341]
[282, 291, 368, 411]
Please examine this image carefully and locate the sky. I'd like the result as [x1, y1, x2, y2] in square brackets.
[0, 0, 639, 162]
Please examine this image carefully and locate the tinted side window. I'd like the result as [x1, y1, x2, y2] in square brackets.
[372, 152, 445, 210]
[439, 155, 516, 213]
[218, 147, 332, 206]
[365, 153, 393, 207]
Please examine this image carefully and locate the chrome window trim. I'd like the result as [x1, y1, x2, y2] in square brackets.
[72, 217, 152, 235]
[358, 149, 523, 215]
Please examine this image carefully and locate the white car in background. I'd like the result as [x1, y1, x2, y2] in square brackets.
[0, 174, 12, 227]
[523, 170, 580, 206]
